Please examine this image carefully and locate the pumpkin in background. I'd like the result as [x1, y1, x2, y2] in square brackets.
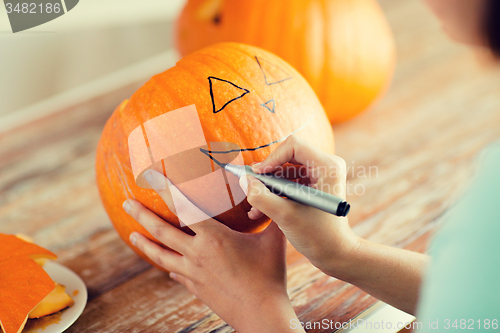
[95, 43, 334, 269]
[175, 0, 396, 124]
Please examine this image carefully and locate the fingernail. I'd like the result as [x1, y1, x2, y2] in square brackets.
[129, 232, 137, 246]
[144, 170, 167, 190]
[122, 200, 131, 214]
[169, 272, 177, 280]
[251, 162, 262, 172]
[239, 176, 249, 195]
[144, 170, 153, 185]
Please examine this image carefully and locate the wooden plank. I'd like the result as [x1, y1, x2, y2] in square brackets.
[58, 229, 152, 301]
[63, 231, 432, 333]
[0, 84, 158, 302]
[0, 83, 138, 249]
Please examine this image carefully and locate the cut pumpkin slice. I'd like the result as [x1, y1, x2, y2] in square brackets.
[14, 234, 51, 267]
[0, 257, 56, 333]
[0, 234, 57, 263]
[29, 283, 74, 319]
[0, 234, 59, 333]
[14, 234, 34, 243]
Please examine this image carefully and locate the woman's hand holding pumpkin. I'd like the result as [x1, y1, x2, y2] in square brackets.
[122, 171, 304, 333]
[243, 135, 360, 278]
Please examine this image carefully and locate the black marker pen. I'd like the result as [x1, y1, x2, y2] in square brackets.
[223, 163, 350, 217]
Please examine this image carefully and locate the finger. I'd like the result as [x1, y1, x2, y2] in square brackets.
[244, 175, 300, 223]
[268, 163, 311, 181]
[248, 207, 264, 220]
[143, 169, 176, 213]
[252, 135, 334, 173]
[130, 232, 186, 274]
[169, 272, 196, 294]
[144, 170, 217, 230]
[252, 135, 347, 196]
[123, 199, 192, 254]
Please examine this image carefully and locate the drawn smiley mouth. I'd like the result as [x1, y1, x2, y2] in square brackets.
[199, 113, 316, 163]
[156, 112, 316, 223]
[149, 112, 316, 190]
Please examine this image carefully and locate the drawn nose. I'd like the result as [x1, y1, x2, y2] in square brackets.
[261, 99, 275, 113]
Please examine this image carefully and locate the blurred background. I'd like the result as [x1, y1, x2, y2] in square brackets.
[0, 0, 473, 132]
[0, 0, 184, 131]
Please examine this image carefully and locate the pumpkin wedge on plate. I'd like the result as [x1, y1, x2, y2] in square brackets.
[0, 234, 74, 333]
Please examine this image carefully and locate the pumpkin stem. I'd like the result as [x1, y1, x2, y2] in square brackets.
[196, 0, 224, 24]
[212, 13, 222, 24]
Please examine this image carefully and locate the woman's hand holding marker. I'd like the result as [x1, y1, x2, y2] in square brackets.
[242, 135, 360, 276]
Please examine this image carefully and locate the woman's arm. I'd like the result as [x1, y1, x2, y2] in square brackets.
[330, 239, 428, 315]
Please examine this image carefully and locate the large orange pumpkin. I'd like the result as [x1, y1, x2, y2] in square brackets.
[175, 0, 396, 124]
[95, 43, 334, 269]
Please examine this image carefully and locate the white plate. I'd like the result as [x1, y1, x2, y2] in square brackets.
[23, 261, 87, 333]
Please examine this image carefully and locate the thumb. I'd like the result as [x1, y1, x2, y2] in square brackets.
[244, 175, 331, 251]
[261, 221, 288, 256]
[244, 175, 301, 227]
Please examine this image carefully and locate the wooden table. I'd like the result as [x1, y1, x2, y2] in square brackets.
[1, 0, 499, 332]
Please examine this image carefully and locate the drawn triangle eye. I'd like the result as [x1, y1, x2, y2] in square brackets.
[261, 99, 275, 113]
[255, 56, 293, 86]
[208, 76, 250, 114]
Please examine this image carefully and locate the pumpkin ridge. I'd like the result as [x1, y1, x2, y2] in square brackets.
[112, 151, 135, 199]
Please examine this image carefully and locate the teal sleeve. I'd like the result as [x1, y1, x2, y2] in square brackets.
[416, 142, 500, 331]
